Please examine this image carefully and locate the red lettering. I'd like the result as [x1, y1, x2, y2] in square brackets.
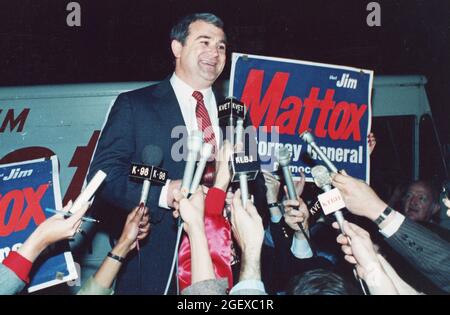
[0, 191, 24, 236]
[275, 96, 302, 135]
[0, 184, 49, 236]
[315, 89, 335, 138]
[241, 70, 289, 131]
[64, 131, 101, 204]
[342, 104, 367, 141]
[298, 87, 321, 134]
[15, 184, 48, 230]
[0, 108, 30, 133]
[239, 70, 368, 141]
[328, 101, 351, 140]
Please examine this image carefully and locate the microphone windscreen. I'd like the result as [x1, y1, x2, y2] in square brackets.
[142, 145, 163, 166]
[300, 131, 314, 144]
[276, 146, 292, 167]
[311, 165, 332, 188]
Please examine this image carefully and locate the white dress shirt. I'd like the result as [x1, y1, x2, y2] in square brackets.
[159, 73, 220, 208]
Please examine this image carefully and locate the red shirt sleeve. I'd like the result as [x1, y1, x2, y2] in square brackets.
[2, 251, 33, 283]
[205, 187, 226, 216]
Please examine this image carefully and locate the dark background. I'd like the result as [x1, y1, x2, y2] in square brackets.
[1, 0, 449, 183]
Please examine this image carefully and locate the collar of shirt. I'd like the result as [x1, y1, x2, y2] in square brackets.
[170, 73, 219, 137]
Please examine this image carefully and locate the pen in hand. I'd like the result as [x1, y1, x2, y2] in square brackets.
[45, 208, 100, 223]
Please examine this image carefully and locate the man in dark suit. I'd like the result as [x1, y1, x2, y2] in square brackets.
[86, 13, 227, 294]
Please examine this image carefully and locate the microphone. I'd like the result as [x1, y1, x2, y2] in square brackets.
[235, 119, 245, 149]
[230, 107, 257, 208]
[310, 166, 367, 294]
[189, 142, 214, 194]
[218, 97, 246, 146]
[276, 147, 297, 201]
[276, 146, 316, 255]
[300, 131, 338, 173]
[129, 145, 166, 207]
[230, 152, 259, 208]
[181, 130, 203, 196]
[311, 165, 345, 231]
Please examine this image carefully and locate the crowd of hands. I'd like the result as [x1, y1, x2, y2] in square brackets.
[14, 133, 450, 295]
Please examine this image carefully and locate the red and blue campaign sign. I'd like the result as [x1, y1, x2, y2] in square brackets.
[230, 53, 373, 182]
[0, 156, 77, 292]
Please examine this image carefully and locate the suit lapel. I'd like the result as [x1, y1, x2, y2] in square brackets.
[152, 77, 186, 129]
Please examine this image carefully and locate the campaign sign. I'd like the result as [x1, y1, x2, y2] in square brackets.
[229, 53, 373, 182]
[0, 156, 77, 292]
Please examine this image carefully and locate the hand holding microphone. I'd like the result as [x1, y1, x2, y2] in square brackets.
[276, 147, 312, 238]
[129, 145, 168, 249]
[300, 131, 346, 231]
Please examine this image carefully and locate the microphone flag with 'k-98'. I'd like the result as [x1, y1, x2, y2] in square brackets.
[129, 145, 168, 206]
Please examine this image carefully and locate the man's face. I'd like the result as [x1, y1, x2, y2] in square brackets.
[172, 20, 226, 90]
[402, 182, 435, 222]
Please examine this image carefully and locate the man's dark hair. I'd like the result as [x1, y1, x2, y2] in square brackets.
[170, 13, 225, 45]
[288, 269, 356, 295]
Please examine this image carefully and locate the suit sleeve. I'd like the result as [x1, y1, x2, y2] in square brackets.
[88, 94, 161, 211]
[385, 218, 450, 293]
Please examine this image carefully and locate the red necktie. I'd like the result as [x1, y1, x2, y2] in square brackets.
[192, 91, 216, 186]
[192, 91, 217, 156]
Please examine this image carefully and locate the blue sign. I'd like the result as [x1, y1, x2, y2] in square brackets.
[0, 156, 77, 292]
[230, 53, 373, 182]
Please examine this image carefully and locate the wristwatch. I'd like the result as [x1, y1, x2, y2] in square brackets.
[374, 206, 393, 225]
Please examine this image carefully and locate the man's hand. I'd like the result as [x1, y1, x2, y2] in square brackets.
[166, 179, 182, 208]
[214, 140, 233, 192]
[283, 197, 310, 232]
[230, 189, 264, 256]
[173, 188, 206, 234]
[333, 221, 380, 280]
[331, 171, 387, 221]
[230, 189, 264, 281]
[262, 171, 281, 204]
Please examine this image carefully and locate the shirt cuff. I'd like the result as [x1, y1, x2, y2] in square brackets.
[379, 211, 405, 238]
[291, 235, 313, 259]
[158, 179, 171, 209]
[2, 251, 33, 284]
[271, 214, 282, 223]
[229, 279, 266, 295]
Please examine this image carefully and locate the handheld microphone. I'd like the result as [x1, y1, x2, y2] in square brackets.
[276, 147, 297, 201]
[181, 130, 203, 196]
[230, 108, 258, 208]
[311, 165, 367, 294]
[129, 145, 166, 206]
[235, 119, 245, 149]
[218, 97, 246, 146]
[189, 142, 214, 194]
[230, 152, 259, 208]
[300, 131, 338, 173]
[311, 165, 345, 231]
[276, 147, 315, 245]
